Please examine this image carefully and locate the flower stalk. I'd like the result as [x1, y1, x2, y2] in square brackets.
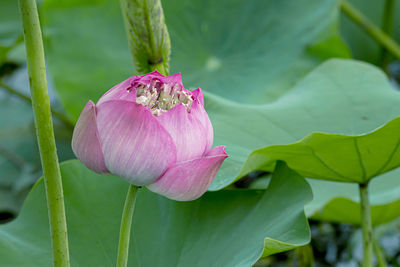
[18, 0, 70, 266]
[359, 182, 373, 267]
[373, 235, 387, 267]
[116, 185, 139, 267]
[295, 244, 315, 267]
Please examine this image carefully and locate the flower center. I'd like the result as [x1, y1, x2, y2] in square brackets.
[131, 79, 193, 116]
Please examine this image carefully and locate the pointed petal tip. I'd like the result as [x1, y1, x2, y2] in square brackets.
[148, 70, 164, 77]
[206, 145, 228, 157]
[164, 72, 183, 86]
[147, 149, 228, 201]
[190, 93, 213, 151]
[191, 88, 204, 106]
[97, 77, 138, 105]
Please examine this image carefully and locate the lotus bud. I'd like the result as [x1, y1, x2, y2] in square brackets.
[72, 71, 228, 201]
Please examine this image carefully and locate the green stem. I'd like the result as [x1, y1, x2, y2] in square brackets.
[18, 0, 70, 266]
[380, 0, 395, 67]
[0, 81, 74, 129]
[382, 0, 395, 38]
[116, 185, 139, 267]
[295, 244, 315, 267]
[359, 182, 373, 267]
[151, 62, 168, 75]
[373, 235, 387, 267]
[340, 0, 400, 60]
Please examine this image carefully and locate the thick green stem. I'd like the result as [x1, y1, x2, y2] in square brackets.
[359, 182, 373, 267]
[116, 185, 139, 267]
[18, 0, 70, 266]
[341, 0, 400, 60]
[0, 81, 74, 129]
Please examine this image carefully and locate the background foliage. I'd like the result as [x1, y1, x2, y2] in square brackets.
[0, 0, 400, 266]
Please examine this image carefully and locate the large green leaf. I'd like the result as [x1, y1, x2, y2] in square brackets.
[218, 59, 400, 225]
[41, 0, 348, 120]
[163, 0, 349, 103]
[239, 116, 400, 183]
[0, 160, 311, 266]
[210, 59, 400, 225]
[208, 59, 400, 189]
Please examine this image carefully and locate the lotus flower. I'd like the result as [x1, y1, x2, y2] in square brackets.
[72, 71, 228, 201]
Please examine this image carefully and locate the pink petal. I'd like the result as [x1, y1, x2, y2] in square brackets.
[156, 103, 208, 162]
[97, 77, 137, 105]
[164, 72, 183, 87]
[147, 146, 228, 201]
[147, 70, 164, 77]
[191, 88, 204, 106]
[96, 100, 177, 185]
[206, 145, 226, 156]
[72, 101, 108, 173]
[190, 89, 213, 152]
[133, 71, 164, 86]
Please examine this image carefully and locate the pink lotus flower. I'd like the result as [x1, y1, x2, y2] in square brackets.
[72, 71, 228, 201]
